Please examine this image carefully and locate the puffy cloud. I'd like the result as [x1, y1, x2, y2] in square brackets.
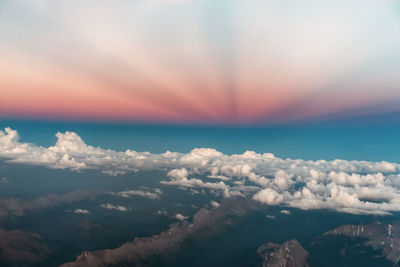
[74, 209, 90, 214]
[2, 127, 400, 215]
[161, 178, 227, 190]
[0, 128, 40, 157]
[49, 132, 94, 154]
[210, 201, 220, 208]
[162, 168, 228, 190]
[100, 203, 127, 212]
[112, 188, 162, 199]
[175, 213, 188, 221]
[253, 188, 284, 205]
[273, 170, 293, 191]
[280, 210, 291, 215]
[167, 168, 189, 180]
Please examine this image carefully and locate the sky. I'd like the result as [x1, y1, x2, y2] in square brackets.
[1, 0, 400, 125]
[3, 3, 400, 266]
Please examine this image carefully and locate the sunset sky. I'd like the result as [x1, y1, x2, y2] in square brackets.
[1, 0, 400, 124]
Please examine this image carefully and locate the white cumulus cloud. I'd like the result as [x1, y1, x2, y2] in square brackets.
[175, 213, 188, 221]
[112, 188, 162, 199]
[73, 209, 90, 214]
[280, 210, 291, 215]
[100, 203, 128, 212]
[2, 127, 400, 215]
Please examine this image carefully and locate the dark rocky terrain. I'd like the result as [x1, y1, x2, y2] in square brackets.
[0, 228, 51, 266]
[322, 221, 400, 264]
[257, 239, 310, 267]
[61, 200, 251, 267]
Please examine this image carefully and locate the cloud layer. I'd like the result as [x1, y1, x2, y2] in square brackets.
[0, 189, 104, 219]
[2, 127, 400, 215]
